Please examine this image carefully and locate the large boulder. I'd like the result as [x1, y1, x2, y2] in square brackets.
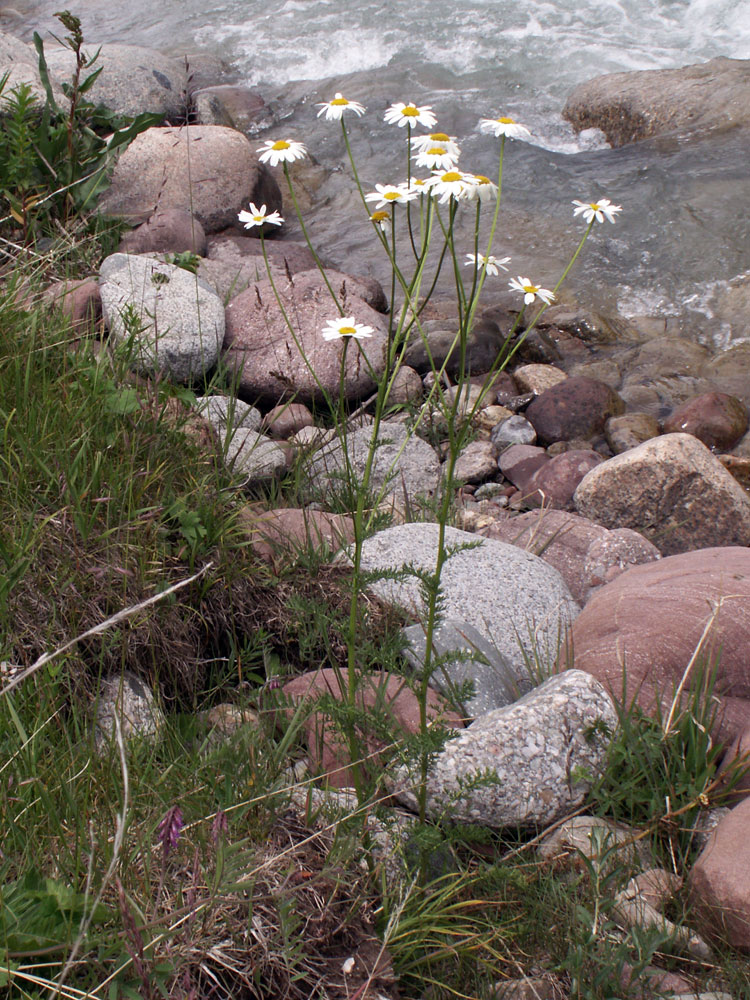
[563, 57, 750, 147]
[573, 433, 750, 554]
[564, 547, 750, 745]
[98, 125, 281, 232]
[223, 272, 389, 404]
[99, 253, 224, 383]
[353, 522, 580, 689]
[689, 797, 750, 951]
[44, 43, 187, 121]
[391, 670, 617, 828]
[0, 30, 64, 104]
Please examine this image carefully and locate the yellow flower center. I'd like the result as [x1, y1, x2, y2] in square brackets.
[331, 97, 349, 106]
[427, 146, 448, 155]
[441, 171, 463, 182]
[430, 132, 450, 141]
[402, 106, 420, 117]
[474, 175, 491, 184]
[498, 117, 515, 124]
[523, 284, 538, 294]
[271, 140, 290, 150]
[589, 202, 600, 210]
[370, 210, 389, 222]
[253, 215, 264, 222]
[339, 326, 357, 336]
[384, 191, 401, 200]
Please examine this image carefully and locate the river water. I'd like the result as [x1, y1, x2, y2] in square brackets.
[6, 0, 750, 346]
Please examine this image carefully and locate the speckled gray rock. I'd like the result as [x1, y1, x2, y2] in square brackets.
[224, 429, 286, 482]
[304, 422, 441, 507]
[198, 395, 261, 434]
[454, 439, 498, 485]
[490, 414, 537, 451]
[538, 815, 653, 870]
[391, 670, 617, 828]
[95, 672, 164, 749]
[574, 433, 750, 554]
[355, 522, 580, 686]
[0, 30, 65, 104]
[402, 619, 524, 720]
[100, 253, 224, 383]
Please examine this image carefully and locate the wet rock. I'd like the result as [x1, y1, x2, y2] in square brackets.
[261, 402, 314, 439]
[454, 439, 498, 485]
[663, 392, 748, 451]
[402, 619, 523, 719]
[98, 125, 281, 232]
[119, 209, 207, 256]
[512, 363, 567, 395]
[490, 414, 538, 451]
[391, 670, 616, 828]
[525, 449, 602, 509]
[99, 253, 224, 383]
[45, 42, 187, 121]
[689, 796, 750, 951]
[525, 376, 625, 446]
[353, 522, 579, 690]
[605, 412, 660, 454]
[573, 433, 750, 554]
[564, 547, 750, 746]
[223, 272, 389, 404]
[563, 57, 750, 146]
[191, 85, 271, 133]
[237, 506, 355, 563]
[95, 671, 164, 748]
[303, 420, 441, 507]
[718, 455, 750, 493]
[477, 509, 660, 606]
[281, 668, 462, 788]
[702, 342, 750, 410]
[403, 311, 513, 375]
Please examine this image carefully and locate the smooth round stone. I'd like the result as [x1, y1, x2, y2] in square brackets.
[662, 391, 748, 451]
[490, 414, 537, 451]
[512, 363, 567, 395]
[605, 412, 661, 454]
[525, 376, 625, 446]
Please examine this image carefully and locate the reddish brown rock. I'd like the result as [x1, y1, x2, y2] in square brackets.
[688, 797, 750, 951]
[477, 509, 659, 604]
[192, 85, 270, 133]
[223, 272, 389, 404]
[563, 547, 750, 745]
[237, 506, 355, 564]
[526, 449, 602, 509]
[43, 278, 101, 330]
[497, 444, 549, 491]
[261, 403, 314, 439]
[118, 209, 207, 256]
[663, 391, 749, 451]
[281, 669, 462, 788]
[605, 412, 660, 454]
[525, 376, 625, 446]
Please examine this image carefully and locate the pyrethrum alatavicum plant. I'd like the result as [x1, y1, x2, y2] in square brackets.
[239, 93, 623, 819]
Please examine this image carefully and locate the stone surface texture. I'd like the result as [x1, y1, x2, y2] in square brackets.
[99, 254, 224, 382]
[525, 450, 603, 509]
[95, 671, 164, 748]
[354, 522, 580, 689]
[688, 797, 750, 951]
[391, 670, 617, 828]
[573, 433, 750, 554]
[662, 391, 749, 451]
[223, 272, 389, 403]
[525, 376, 625, 446]
[605, 412, 661, 454]
[402, 619, 524, 720]
[563, 57, 750, 146]
[237, 506, 355, 563]
[537, 816, 654, 870]
[478, 509, 660, 605]
[118, 209, 207, 256]
[281, 668, 463, 788]
[565, 547, 750, 745]
[98, 125, 281, 231]
[304, 422, 441, 507]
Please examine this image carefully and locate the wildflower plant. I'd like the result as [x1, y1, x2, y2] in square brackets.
[239, 89, 622, 818]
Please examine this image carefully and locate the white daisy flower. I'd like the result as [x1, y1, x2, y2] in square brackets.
[321, 316, 375, 341]
[425, 169, 473, 204]
[364, 183, 416, 209]
[479, 116, 531, 141]
[412, 144, 459, 171]
[509, 276, 555, 306]
[384, 101, 438, 129]
[464, 252, 510, 276]
[464, 174, 499, 203]
[407, 177, 431, 195]
[369, 210, 390, 231]
[256, 139, 308, 167]
[572, 198, 623, 224]
[411, 131, 461, 159]
[237, 202, 284, 229]
[316, 92, 366, 120]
